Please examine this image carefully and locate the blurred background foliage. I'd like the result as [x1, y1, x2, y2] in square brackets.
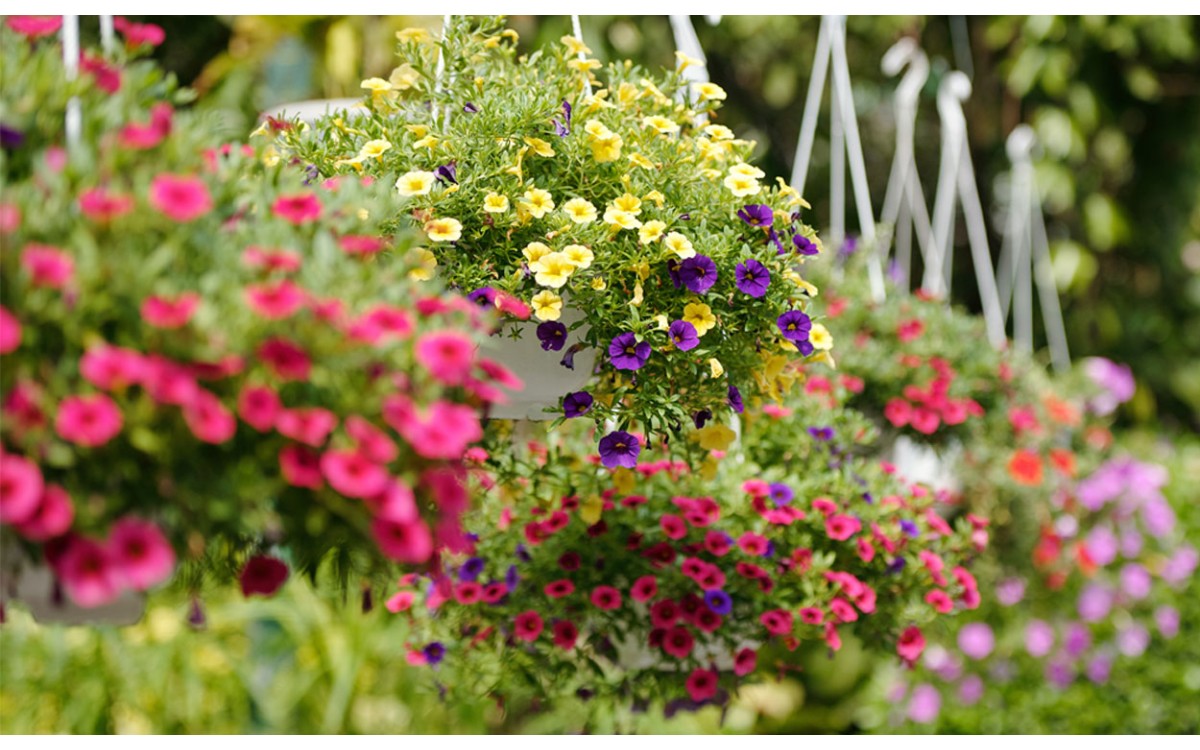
[95, 14, 1199, 432]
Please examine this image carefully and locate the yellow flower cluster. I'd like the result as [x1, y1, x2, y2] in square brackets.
[525, 240, 594, 291]
[585, 119, 623, 164]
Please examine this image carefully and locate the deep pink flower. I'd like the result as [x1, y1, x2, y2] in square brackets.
[364, 479, 419, 522]
[415, 331, 475, 386]
[883, 398, 911, 427]
[142, 355, 199, 406]
[829, 597, 858, 623]
[0, 452, 43, 525]
[242, 246, 302, 273]
[514, 610, 544, 642]
[825, 514, 862, 541]
[79, 187, 134, 222]
[279, 444, 323, 489]
[276, 407, 337, 447]
[544, 579, 575, 598]
[245, 280, 306, 320]
[661, 513, 687, 539]
[734, 647, 757, 676]
[361, 305, 414, 339]
[237, 385, 282, 432]
[591, 585, 622, 611]
[650, 599, 681, 628]
[108, 517, 176, 590]
[271, 193, 322, 225]
[897, 626, 926, 663]
[385, 590, 415, 613]
[14, 483, 74, 541]
[454, 581, 482, 604]
[737, 532, 769, 556]
[0, 305, 20, 354]
[704, 530, 732, 556]
[799, 607, 824, 625]
[56, 393, 123, 447]
[258, 338, 311, 381]
[910, 407, 941, 435]
[760, 608, 794, 635]
[553, 620, 579, 650]
[338, 235, 386, 257]
[149, 174, 212, 222]
[57, 536, 123, 607]
[183, 389, 237, 444]
[141, 293, 200, 329]
[0, 203, 19, 233]
[421, 467, 470, 513]
[346, 416, 398, 464]
[685, 668, 718, 702]
[240, 555, 289, 597]
[320, 450, 389, 499]
[811, 497, 837, 516]
[662, 624, 695, 659]
[21, 244, 74, 288]
[630, 575, 658, 602]
[372, 517, 434, 563]
[119, 103, 172, 148]
[386, 400, 482, 461]
[113, 16, 165, 47]
[5, 15, 63, 38]
[80, 345, 146, 391]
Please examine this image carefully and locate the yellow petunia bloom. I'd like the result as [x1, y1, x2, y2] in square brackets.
[729, 162, 766, 179]
[629, 153, 656, 170]
[520, 188, 555, 219]
[531, 290, 564, 321]
[406, 124, 429, 138]
[638, 220, 667, 245]
[483, 192, 510, 213]
[694, 82, 727, 101]
[562, 198, 597, 224]
[653, 314, 670, 331]
[396, 170, 436, 197]
[358, 139, 392, 160]
[568, 58, 602, 73]
[695, 423, 736, 451]
[406, 247, 437, 281]
[704, 124, 734, 141]
[589, 133, 623, 163]
[389, 63, 420, 90]
[591, 277, 607, 291]
[360, 77, 393, 95]
[675, 50, 703, 74]
[810, 350, 837, 368]
[585, 119, 612, 138]
[783, 269, 819, 296]
[643, 115, 681, 135]
[524, 137, 556, 157]
[413, 135, 439, 150]
[664, 232, 696, 259]
[684, 302, 717, 336]
[262, 145, 282, 167]
[523, 242, 552, 265]
[707, 358, 725, 378]
[530, 252, 575, 288]
[424, 217, 462, 242]
[809, 323, 834, 351]
[562, 244, 594, 270]
[560, 35, 592, 57]
[612, 467, 636, 494]
[617, 82, 642, 106]
[724, 173, 761, 197]
[396, 27, 430, 43]
[613, 193, 642, 215]
[631, 282, 644, 306]
[643, 190, 666, 207]
[334, 155, 365, 172]
[603, 207, 642, 231]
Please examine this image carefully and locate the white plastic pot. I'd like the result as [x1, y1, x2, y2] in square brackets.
[0, 545, 145, 626]
[888, 434, 963, 494]
[483, 306, 597, 421]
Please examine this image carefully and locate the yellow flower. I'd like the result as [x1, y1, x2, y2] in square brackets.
[629, 153, 656, 170]
[589, 133, 623, 163]
[562, 198, 597, 224]
[653, 314, 670, 331]
[483, 192, 510, 213]
[603, 207, 642, 231]
[809, 323, 834, 351]
[775, 176, 811, 208]
[591, 277, 607, 291]
[335, 156, 364, 171]
[501, 29, 520, 43]
[723, 173, 761, 197]
[579, 495, 604, 525]
[531, 290, 563, 321]
[406, 247, 437, 281]
[424, 218, 462, 242]
[632, 261, 651, 280]
[664, 232, 696, 259]
[560, 35, 592, 57]
[810, 350, 837, 368]
[520, 188, 555, 219]
[396, 27, 430, 43]
[729, 162, 766, 179]
[704, 124, 734, 141]
[413, 135, 439, 150]
[695, 423, 736, 451]
[684, 302, 717, 336]
[568, 58, 602, 74]
[694, 82, 727, 101]
[613, 193, 642, 215]
[530, 252, 575, 288]
[406, 124, 429, 138]
[358, 139, 392, 160]
[631, 282, 644, 306]
[675, 50, 703, 74]
[261, 145, 281, 167]
[617, 82, 641, 106]
[643, 115, 681, 135]
[612, 467, 636, 494]
[389, 63, 420, 90]
[707, 357, 725, 378]
[643, 190, 666, 207]
[395, 170, 436, 197]
[524, 137, 556, 157]
[562, 244, 594, 270]
[783, 269, 819, 296]
[360, 77, 393, 95]
[523, 241, 552, 265]
[638, 220, 667, 245]
[585, 119, 612, 138]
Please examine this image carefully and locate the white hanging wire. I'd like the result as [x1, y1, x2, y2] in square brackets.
[62, 15, 82, 151]
[570, 15, 593, 98]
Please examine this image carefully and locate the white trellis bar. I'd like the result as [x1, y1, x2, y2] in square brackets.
[62, 15, 82, 150]
[100, 14, 115, 54]
[669, 14, 710, 127]
[790, 15, 885, 303]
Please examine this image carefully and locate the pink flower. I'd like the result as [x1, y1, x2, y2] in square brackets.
[0, 305, 21, 354]
[183, 390, 237, 444]
[910, 407, 941, 435]
[544, 579, 575, 598]
[5, 16, 63, 38]
[514, 611, 544, 642]
[14, 483, 74, 541]
[364, 479, 419, 523]
[737, 532, 769, 556]
[245, 280, 306, 320]
[824, 621, 843, 651]
[240, 555, 289, 597]
[79, 187, 134, 222]
[372, 517, 434, 563]
[237, 385, 282, 432]
[276, 407, 337, 446]
[0, 452, 43, 525]
[896, 319, 924, 342]
[685, 668, 718, 702]
[258, 338, 311, 381]
[630, 575, 658, 602]
[141, 293, 199, 329]
[590, 585, 622, 611]
[346, 416, 398, 464]
[149, 174, 212, 221]
[553, 620, 579, 650]
[320, 450, 389, 499]
[825, 514, 862, 541]
[415, 331, 475, 386]
[829, 597, 859, 623]
[56, 393, 123, 447]
[704, 530, 733, 556]
[119, 103, 172, 148]
[108, 517, 176, 590]
[421, 467, 470, 513]
[454, 581, 482, 604]
[81, 55, 122, 93]
[734, 647, 757, 676]
[338, 235, 386, 257]
[80, 345, 146, 391]
[897, 626, 926, 663]
[386, 400, 482, 461]
[360, 305, 414, 340]
[385, 590, 415, 613]
[811, 497, 837, 516]
[279, 444, 323, 489]
[661, 514, 687, 539]
[142, 355, 199, 406]
[760, 608, 793, 635]
[21, 244, 74, 288]
[883, 398, 911, 427]
[0, 203, 19, 233]
[271, 193, 322, 225]
[662, 624, 695, 659]
[113, 16, 165, 47]
[242, 246, 302, 273]
[57, 536, 123, 607]
[799, 607, 824, 625]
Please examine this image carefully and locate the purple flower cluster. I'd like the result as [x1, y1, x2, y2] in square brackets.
[609, 332, 651, 371]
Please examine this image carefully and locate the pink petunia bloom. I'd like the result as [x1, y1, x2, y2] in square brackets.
[385, 590, 415, 613]
[662, 624, 695, 659]
[79, 187, 134, 222]
[799, 607, 824, 625]
[276, 407, 337, 447]
[477, 358, 524, 393]
[883, 398, 911, 427]
[896, 319, 924, 342]
[897, 626, 926, 663]
[415, 331, 475, 386]
[364, 479, 419, 523]
[271, 193, 322, 225]
[829, 597, 859, 623]
[113, 16, 165, 47]
[514, 610, 544, 641]
[149, 174, 211, 221]
[108, 517, 176, 590]
[825, 514, 862, 541]
[346, 416, 398, 464]
[386, 400, 482, 461]
[685, 668, 718, 703]
[824, 622, 842, 651]
[119, 103, 172, 148]
[910, 407, 940, 435]
[338, 235, 386, 257]
[258, 338, 311, 381]
[811, 497, 837, 516]
[661, 514, 687, 539]
[5, 15, 63, 38]
[925, 590, 953, 613]
[0, 452, 44, 525]
[372, 516, 434, 563]
[0, 305, 20, 354]
[704, 530, 733, 556]
[907, 683, 941, 724]
[56, 393, 123, 447]
[544, 579, 575, 598]
[553, 620, 579, 650]
[56, 536, 123, 607]
[80, 345, 146, 391]
[630, 575, 658, 602]
[141, 293, 199, 329]
[0, 203, 19, 233]
[279, 444, 323, 489]
[650, 599, 681, 628]
[183, 390, 237, 444]
[237, 385, 282, 432]
[737, 532, 770, 556]
[239, 555, 289, 597]
[590, 585, 622, 611]
[242, 246, 302, 273]
[421, 467, 470, 513]
[14, 483, 74, 541]
[734, 647, 757, 676]
[760, 609, 794, 635]
[21, 244, 74, 288]
[142, 355, 199, 406]
[454, 581, 482, 604]
[320, 450, 389, 499]
[957, 622, 995, 660]
[245, 280, 306, 320]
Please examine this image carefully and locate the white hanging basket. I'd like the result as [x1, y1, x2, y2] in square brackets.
[483, 306, 597, 421]
[0, 546, 145, 626]
[888, 434, 962, 495]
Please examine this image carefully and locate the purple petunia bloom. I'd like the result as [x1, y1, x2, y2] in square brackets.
[728, 384, 744, 413]
[1162, 545, 1198, 586]
[463, 102, 480, 114]
[1117, 624, 1150, 657]
[1063, 622, 1091, 658]
[598, 430, 641, 469]
[552, 100, 572, 137]
[1085, 653, 1113, 684]
[703, 589, 733, 615]
[1083, 357, 1136, 415]
[537, 321, 568, 352]
[899, 519, 920, 539]
[423, 642, 446, 665]
[506, 564, 521, 589]
[886, 557, 907, 574]
[1045, 658, 1074, 689]
[1119, 563, 1152, 600]
[768, 482, 793, 507]
[808, 426, 834, 441]
[468, 287, 497, 307]
[1025, 619, 1055, 657]
[792, 234, 819, 256]
[678, 255, 718, 294]
[563, 390, 594, 418]
[996, 578, 1026, 606]
[0, 123, 23, 150]
[1085, 526, 1119, 566]
[958, 623, 995, 660]
[669, 320, 699, 352]
[560, 342, 584, 370]
[666, 258, 683, 290]
[693, 409, 713, 429]
[958, 675, 984, 706]
[435, 161, 457, 184]
[514, 545, 532, 563]
[907, 684, 941, 724]
[1077, 583, 1113, 622]
[459, 557, 485, 582]
[735, 259, 771, 298]
[767, 228, 785, 254]
[1155, 605, 1180, 639]
[776, 310, 811, 344]
[609, 332, 651, 371]
[737, 204, 773, 227]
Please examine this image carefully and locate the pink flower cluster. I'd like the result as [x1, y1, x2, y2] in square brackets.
[882, 356, 983, 435]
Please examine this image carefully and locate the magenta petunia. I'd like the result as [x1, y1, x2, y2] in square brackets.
[80, 345, 146, 391]
[79, 187, 135, 222]
[276, 407, 338, 447]
[372, 516, 434, 563]
[897, 625, 926, 663]
[271, 193, 323, 225]
[514, 610, 544, 642]
[21, 244, 74, 289]
[149, 174, 212, 222]
[183, 390, 237, 444]
[14, 483, 74, 541]
[245, 280, 307, 320]
[685, 668, 718, 702]
[55, 393, 123, 447]
[258, 338, 312, 381]
[108, 517, 176, 591]
[590, 585, 622, 611]
[733, 647, 757, 676]
[141, 293, 200, 329]
[415, 331, 476, 386]
[320, 450, 390, 499]
[0, 452, 43, 525]
[239, 555, 289, 597]
[237, 385, 282, 432]
[0, 305, 21, 354]
[279, 444, 323, 489]
[57, 536, 123, 607]
[553, 620, 579, 650]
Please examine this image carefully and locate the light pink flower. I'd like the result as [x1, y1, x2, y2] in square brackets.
[242, 246, 302, 273]
[386, 400, 482, 460]
[415, 331, 475, 386]
[149, 173, 212, 222]
[142, 355, 199, 406]
[108, 517, 176, 590]
[120, 103, 173, 149]
[0, 305, 21, 354]
[141, 293, 199, 329]
[279, 444, 323, 489]
[258, 338, 311, 381]
[0, 452, 43, 525]
[245, 280, 306, 320]
[365, 479, 419, 523]
[184, 390, 237, 444]
[276, 407, 337, 446]
[14, 483, 74, 541]
[55, 393, 123, 447]
[78, 187, 135, 222]
[271, 193, 322, 225]
[361, 305, 414, 339]
[3, 381, 45, 434]
[237, 385, 281, 432]
[373, 516, 434, 563]
[21, 244, 74, 288]
[320, 449, 389, 499]
[0, 203, 20, 233]
[80, 344, 146, 390]
[57, 536, 123, 607]
[338, 235, 386, 257]
[346, 415, 398, 463]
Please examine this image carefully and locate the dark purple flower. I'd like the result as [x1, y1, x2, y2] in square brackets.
[459, 557, 485, 582]
[552, 100, 572, 137]
[776, 310, 811, 343]
[598, 430, 641, 469]
[0, 123, 24, 150]
[563, 390, 594, 418]
[468, 287, 497, 307]
[187, 597, 206, 629]
[808, 426, 834, 441]
[463, 102, 480, 114]
[561, 342, 585, 370]
[514, 545, 532, 563]
[505, 564, 521, 590]
[679, 255, 717, 294]
[768, 482, 793, 506]
[609, 332, 650, 371]
[666, 258, 683, 290]
[423, 642, 446, 665]
[737, 204, 773, 227]
[727, 384, 744, 413]
[703, 589, 733, 615]
[678, 213, 691, 221]
[900, 519, 920, 538]
[886, 557, 907, 574]
[537, 321, 568, 351]
[792, 234, 819, 256]
[435, 161, 457, 184]
[767, 227, 785, 253]
[693, 409, 713, 429]
[839, 236, 858, 258]
[303, 164, 320, 185]
[735, 259, 770, 298]
[669, 320, 699, 352]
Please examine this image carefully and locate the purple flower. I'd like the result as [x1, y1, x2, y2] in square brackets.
[1162, 545, 1198, 586]
[537, 321, 568, 351]
[776, 310, 811, 344]
[678, 255, 717, 294]
[563, 390, 593, 418]
[703, 589, 732, 615]
[996, 578, 1026, 607]
[598, 430, 641, 469]
[666, 258, 683, 290]
[839, 236, 859, 258]
[734, 259, 771, 298]
[768, 482, 793, 507]
[552, 100, 572, 137]
[468, 286, 497, 307]
[668, 320, 699, 352]
[1084, 526, 1119, 566]
[1117, 624, 1150, 657]
[609, 332, 651, 371]
[727, 384, 744, 414]
[1155, 605, 1180, 639]
[1025, 620, 1055, 657]
[1085, 653, 1113, 684]
[1083, 357, 1135, 415]
[1064, 622, 1091, 658]
[808, 426, 834, 441]
[463, 102, 480, 114]
[957, 623, 994, 660]
[886, 557, 907, 574]
[505, 564, 521, 590]
[1120, 529, 1144, 557]
[899, 519, 920, 539]
[1077, 583, 1113, 622]
[1045, 657, 1074, 689]
[737, 204, 773, 227]
[435, 161, 457, 184]
[187, 597, 206, 629]
[792, 234, 819, 256]
[0, 123, 23, 150]
[459, 557, 485, 582]
[423, 642, 446, 665]
[907, 684, 941, 724]
[767, 228, 785, 253]
[560, 342, 584, 370]
[1141, 496, 1176, 538]
[514, 545, 532, 563]
[692, 409, 712, 429]
[1119, 563, 1152, 600]
[958, 675, 984, 706]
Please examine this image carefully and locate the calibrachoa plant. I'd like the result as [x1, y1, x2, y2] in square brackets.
[273, 16, 832, 464]
[0, 22, 512, 608]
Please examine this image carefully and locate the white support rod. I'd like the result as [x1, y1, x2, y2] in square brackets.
[830, 78, 845, 252]
[432, 15, 453, 129]
[571, 15, 593, 98]
[790, 16, 831, 196]
[956, 145, 1007, 349]
[62, 15, 81, 151]
[1030, 180, 1072, 372]
[997, 197, 1017, 320]
[896, 193, 913, 286]
[907, 164, 934, 266]
[100, 15, 115, 55]
[925, 121, 961, 295]
[669, 14, 710, 127]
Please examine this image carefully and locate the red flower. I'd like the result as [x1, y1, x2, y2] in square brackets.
[685, 668, 718, 702]
[650, 599, 681, 628]
[552, 620, 578, 650]
[662, 625, 695, 659]
[590, 585, 622, 611]
[558, 551, 582, 571]
[1007, 449, 1044, 486]
[240, 555, 289, 597]
[897, 626, 926, 663]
